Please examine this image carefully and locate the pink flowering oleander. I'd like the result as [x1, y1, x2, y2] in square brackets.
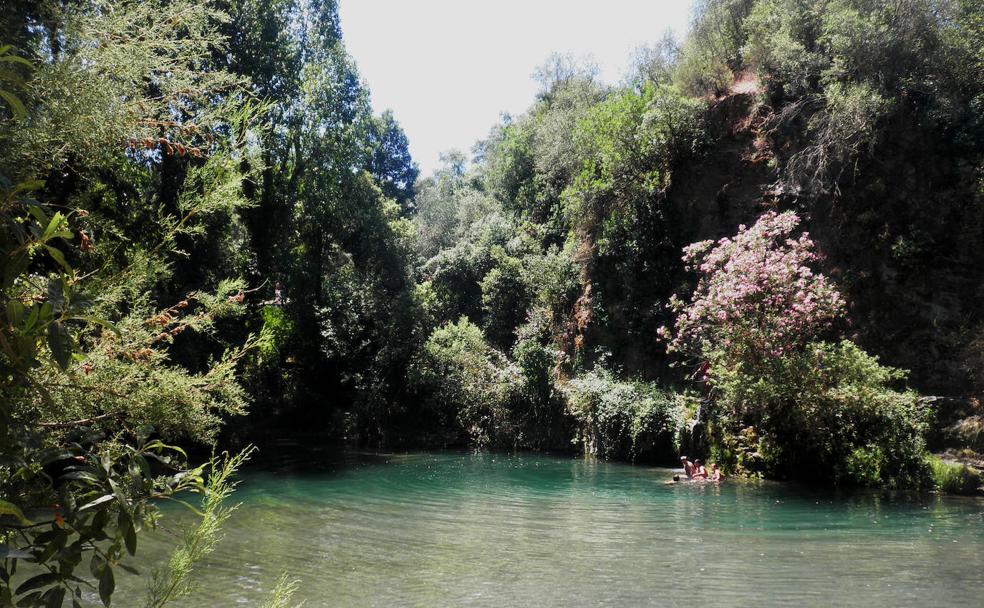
[665, 211, 845, 363]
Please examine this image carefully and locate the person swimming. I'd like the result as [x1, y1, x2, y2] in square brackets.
[693, 459, 708, 479]
[680, 456, 695, 479]
[678, 455, 724, 482]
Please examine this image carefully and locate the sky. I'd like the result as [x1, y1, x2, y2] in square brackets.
[338, 0, 695, 176]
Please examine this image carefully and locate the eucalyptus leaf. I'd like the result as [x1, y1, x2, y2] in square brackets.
[47, 320, 72, 370]
[0, 499, 31, 524]
[43, 244, 73, 273]
[15, 572, 59, 595]
[78, 494, 115, 512]
[43, 586, 66, 608]
[0, 89, 26, 121]
[98, 563, 114, 606]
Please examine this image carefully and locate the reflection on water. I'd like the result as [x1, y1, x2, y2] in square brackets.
[101, 451, 984, 607]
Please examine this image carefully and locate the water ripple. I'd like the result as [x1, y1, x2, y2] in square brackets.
[102, 451, 984, 607]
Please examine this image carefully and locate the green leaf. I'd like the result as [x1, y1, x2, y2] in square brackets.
[33, 529, 61, 546]
[13, 180, 45, 195]
[41, 212, 65, 242]
[24, 303, 40, 331]
[26, 203, 48, 225]
[141, 440, 187, 458]
[47, 278, 65, 312]
[0, 54, 33, 69]
[18, 591, 43, 604]
[118, 511, 137, 556]
[0, 499, 30, 524]
[58, 470, 100, 484]
[98, 562, 114, 606]
[38, 448, 76, 466]
[69, 315, 121, 337]
[133, 453, 152, 482]
[0, 90, 26, 121]
[43, 586, 66, 608]
[43, 245, 72, 273]
[5, 299, 24, 325]
[89, 553, 105, 580]
[47, 320, 72, 370]
[78, 494, 115, 512]
[123, 526, 137, 557]
[15, 572, 59, 595]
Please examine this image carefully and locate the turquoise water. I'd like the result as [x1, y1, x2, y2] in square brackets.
[102, 451, 984, 607]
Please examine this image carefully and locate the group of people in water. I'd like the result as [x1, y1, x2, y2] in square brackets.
[670, 456, 722, 483]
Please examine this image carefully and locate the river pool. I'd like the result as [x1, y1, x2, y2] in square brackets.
[101, 450, 984, 607]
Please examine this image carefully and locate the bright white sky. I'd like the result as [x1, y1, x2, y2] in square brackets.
[338, 0, 695, 176]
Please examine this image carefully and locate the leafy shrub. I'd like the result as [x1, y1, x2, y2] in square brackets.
[665, 211, 930, 486]
[481, 249, 534, 348]
[481, 71, 602, 222]
[256, 304, 294, 363]
[484, 116, 538, 214]
[786, 81, 891, 191]
[928, 456, 981, 495]
[664, 211, 845, 361]
[421, 210, 516, 324]
[711, 340, 931, 486]
[674, 52, 734, 98]
[511, 308, 568, 448]
[410, 318, 523, 447]
[565, 83, 706, 248]
[413, 158, 502, 260]
[743, 0, 828, 98]
[674, 0, 754, 96]
[745, 0, 964, 193]
[513, 308, 560, 405]
[563, 368, 682, 461]
[531, 242, 581, 317]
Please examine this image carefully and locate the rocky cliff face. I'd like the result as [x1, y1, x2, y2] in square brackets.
[650, 84, 984, 400]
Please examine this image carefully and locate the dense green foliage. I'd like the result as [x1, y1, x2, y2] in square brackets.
[663, 211, 930, 485]
[3, 0, 984, 602]
[410, 318, 523, 447]
[395, 0, 984, 493]
[563, 369, 681, 462]
[710, 339, 931, 485]
[927, 455, 982, 495]
[0, 0, 412, 604]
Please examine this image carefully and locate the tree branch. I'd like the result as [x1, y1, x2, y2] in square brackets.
[37, 411, 126, 429]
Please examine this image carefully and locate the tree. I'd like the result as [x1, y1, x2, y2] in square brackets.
[366, 110, 419, 211]
[663, 211, 845, 363]
[410, 318, 522, 447]
[626, 31, 680, 89]
[0, 1, 259, 603]
[663, 211, 929, 486]
[533, 52, 599, 101]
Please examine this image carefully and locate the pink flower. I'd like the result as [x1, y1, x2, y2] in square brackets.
[663, 211, 844, 365]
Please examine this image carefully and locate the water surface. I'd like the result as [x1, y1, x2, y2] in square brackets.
[105, 451, 984, 607]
